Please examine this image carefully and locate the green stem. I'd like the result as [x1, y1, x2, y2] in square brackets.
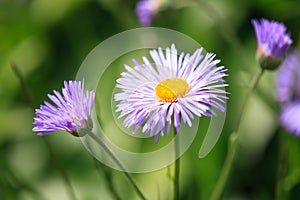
[11, 62, 35, 109]
[276, 129, 289, 200]
[93, 158, 122, 200]
[210, 68, 265, 200]
[283, 169, 300, 192]
[210, 132, 238, 200]
[87, 131, 147, 200]
[11, 63, 77, 200]
[173, 126, 180, 200]
[235, 69, 265, 132]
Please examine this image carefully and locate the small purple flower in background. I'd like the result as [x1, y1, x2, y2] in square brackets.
[252, 18, 292, 70]
[276, 51, 300, 103]
[280, 102, 300, 135]
[114, 44, 228, 141]
[276, 51, 300, 136]
[135, 0, 162, 26]
[33, 80, 95, 136]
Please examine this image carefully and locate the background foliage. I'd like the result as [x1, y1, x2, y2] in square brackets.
[1, 0, 300, 199]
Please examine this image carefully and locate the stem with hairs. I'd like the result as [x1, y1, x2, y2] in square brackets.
[211, 68, 265, 200]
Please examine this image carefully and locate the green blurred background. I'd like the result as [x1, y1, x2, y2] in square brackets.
[1, 0, 300, 199]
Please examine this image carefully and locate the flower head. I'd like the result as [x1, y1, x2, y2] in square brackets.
[276, 50, 300, 136]
[252, 18, 292, 70]
[280, 102, 300, 136]
[135, 0, 162, 26]
[33, 80, 95, 136]
[276, 50, 300, 102]
[115, 44, 228, 141]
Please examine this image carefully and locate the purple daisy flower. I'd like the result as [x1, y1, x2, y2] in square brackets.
[33, 80, 95, 136]
[114, 44, 228, 141]
[252, 18, 292, 70]
[135, 0, 161, 26]
[276, 50, 300, 103]
[280, 102, 300, 136]
[277, 51, 300, 136]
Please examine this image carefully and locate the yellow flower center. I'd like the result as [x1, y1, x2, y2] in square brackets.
[155, 78, 190, 102]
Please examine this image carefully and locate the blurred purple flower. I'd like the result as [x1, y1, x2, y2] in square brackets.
[252, 18, 292, 70]
[114, 44, 228, 141]
[33, 80, 95, 136]
[277, 51, 300, 136]
[276, 51, 300, 102]
[252, 18, 292, 60]
[135, 0, 161, 26]
[280, 102, 300, 136]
